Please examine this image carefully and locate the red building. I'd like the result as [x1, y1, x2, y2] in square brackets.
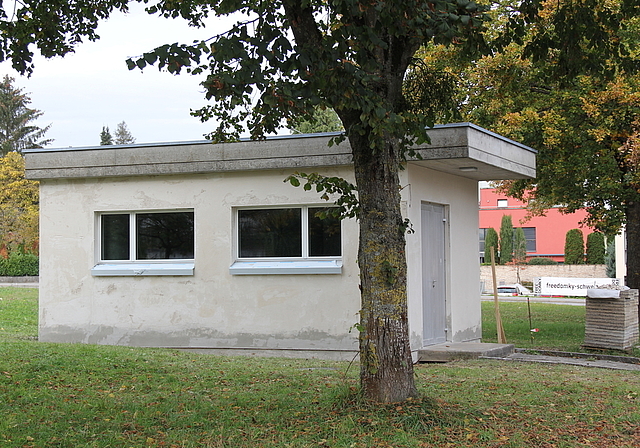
[479, 187, 594, 263]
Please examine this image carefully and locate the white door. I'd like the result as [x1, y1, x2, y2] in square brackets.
[421, 202, 447, 345]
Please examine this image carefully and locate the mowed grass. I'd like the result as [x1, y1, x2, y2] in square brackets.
[1, 287, 639, 447]
[0, 287, 38, 341]
[482, 300, 640, 357]
[482, 300, 586, 351]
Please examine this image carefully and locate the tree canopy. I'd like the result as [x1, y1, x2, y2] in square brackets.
[0, 151, 39, 255]
[0, 75, 52, 156]
[0, 0, 602, 402]
[428, 0, 640, 289]
[114, 121, 136, 145]
[288, 106, 343, 135]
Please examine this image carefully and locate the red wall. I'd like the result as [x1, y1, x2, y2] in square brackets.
[479, 188, 594, 262]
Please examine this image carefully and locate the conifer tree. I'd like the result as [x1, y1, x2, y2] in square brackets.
[513, 227, 527, 264]
[100, 126, 113, 145]
[586, 231, 605, 265]
[564, 229, 585, 264]
[484, 227, 499, 264]
[499, 215, 514, 265]
[0, 75, 52, 155]
[114, 121, 135, 145]
[605, 238, 616, 278]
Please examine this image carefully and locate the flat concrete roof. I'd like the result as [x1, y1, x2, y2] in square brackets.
[24, 123, 535, 181]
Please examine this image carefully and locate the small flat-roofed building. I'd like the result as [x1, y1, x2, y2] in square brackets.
[25, 123, 535, 359]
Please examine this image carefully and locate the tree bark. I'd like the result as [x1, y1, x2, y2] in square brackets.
[349, 132, 417, 403]
[282, 0, 418, 402]
[624, 200, 640, 322]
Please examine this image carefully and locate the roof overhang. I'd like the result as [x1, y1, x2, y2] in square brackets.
[24, 123, 535, 181]
[412, 123, 536, 180]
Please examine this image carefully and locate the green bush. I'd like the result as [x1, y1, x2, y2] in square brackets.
[605, 239, 616, 278]
[528, 257, 558, 265]
[585, 231, 605, 264]
[499, 215, 513, 264]
[0, 253, 39, 276]
[513, 227, 527, 263]
[564, 228, 585, 264]
[484, 227, 499, 263]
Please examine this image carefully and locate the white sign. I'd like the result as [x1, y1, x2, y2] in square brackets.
[534, 277, 621, 296]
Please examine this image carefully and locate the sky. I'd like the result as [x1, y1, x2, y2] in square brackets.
[2, 4, 241, 149]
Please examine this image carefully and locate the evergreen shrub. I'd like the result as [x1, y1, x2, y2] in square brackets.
[513, 227, 527, 263]
[564, 229, 585, 264]
[499, 215, 514, 264]
[484, 227, 499, 263]
[0, 253, 39, 276]
[605, 239, 616, 278]
[585, 231, 605, 264]
[527, 257, 558, 265]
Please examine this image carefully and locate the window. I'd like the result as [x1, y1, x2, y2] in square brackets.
[497, 199, 508, 207]
[93, 210, 194, 276]
[479, 228, 487, 254]
[523, 227, 536, 252]
[230, 206, 342, 274]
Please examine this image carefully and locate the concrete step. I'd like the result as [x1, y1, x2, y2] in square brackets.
[418, 342, 515, 362]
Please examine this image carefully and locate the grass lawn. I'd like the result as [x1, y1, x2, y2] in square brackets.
[482, 300, 586, 352]
[482, 300, 640, 357]
[1, 287, 639, 447]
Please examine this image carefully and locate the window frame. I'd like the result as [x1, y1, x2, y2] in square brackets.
[230, 205, 343, 275]
[92, 209, 195, 276]
[523, 227, 537, 252]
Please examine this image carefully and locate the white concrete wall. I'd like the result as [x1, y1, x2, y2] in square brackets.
[38, 163, 483, 357]
[39, 168, 362, 359]
[480, 264, 608, 290]
[403, 165, 482, 345]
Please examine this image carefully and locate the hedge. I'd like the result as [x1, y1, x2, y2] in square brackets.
[527, 257, 558, 265]
[0, 253, 39, 276]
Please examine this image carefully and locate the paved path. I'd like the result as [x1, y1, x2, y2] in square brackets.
[490, 352, 640, 371]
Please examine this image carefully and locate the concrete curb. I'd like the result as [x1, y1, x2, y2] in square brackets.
[515, 348, 640, 365]
[0, 276, 38, 283]
[485, 352, 640, 371]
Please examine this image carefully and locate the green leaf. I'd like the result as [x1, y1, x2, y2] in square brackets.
[144, 52, 157, 65]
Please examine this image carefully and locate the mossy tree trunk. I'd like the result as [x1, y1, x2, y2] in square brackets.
[349, 131, 417, 403]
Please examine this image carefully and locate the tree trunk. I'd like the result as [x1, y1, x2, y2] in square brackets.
[349, 132, 417, 403]
[625, 200, 640, 321]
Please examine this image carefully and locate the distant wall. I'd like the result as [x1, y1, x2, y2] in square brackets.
[480, 264, 608, 292]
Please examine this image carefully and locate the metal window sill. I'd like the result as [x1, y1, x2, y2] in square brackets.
[91, 262, 194, 276]
[229, 260, 342, 275]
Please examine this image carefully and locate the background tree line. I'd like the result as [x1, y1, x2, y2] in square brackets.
[0, 76, 47, 274]
[485, 215, 607, 267]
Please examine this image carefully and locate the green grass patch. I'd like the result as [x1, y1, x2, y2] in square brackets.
[482, 301, 586, 351]
[0, 287, 38, 341]
[1, 340, 639, 447]
[1, 289, 639, 447]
